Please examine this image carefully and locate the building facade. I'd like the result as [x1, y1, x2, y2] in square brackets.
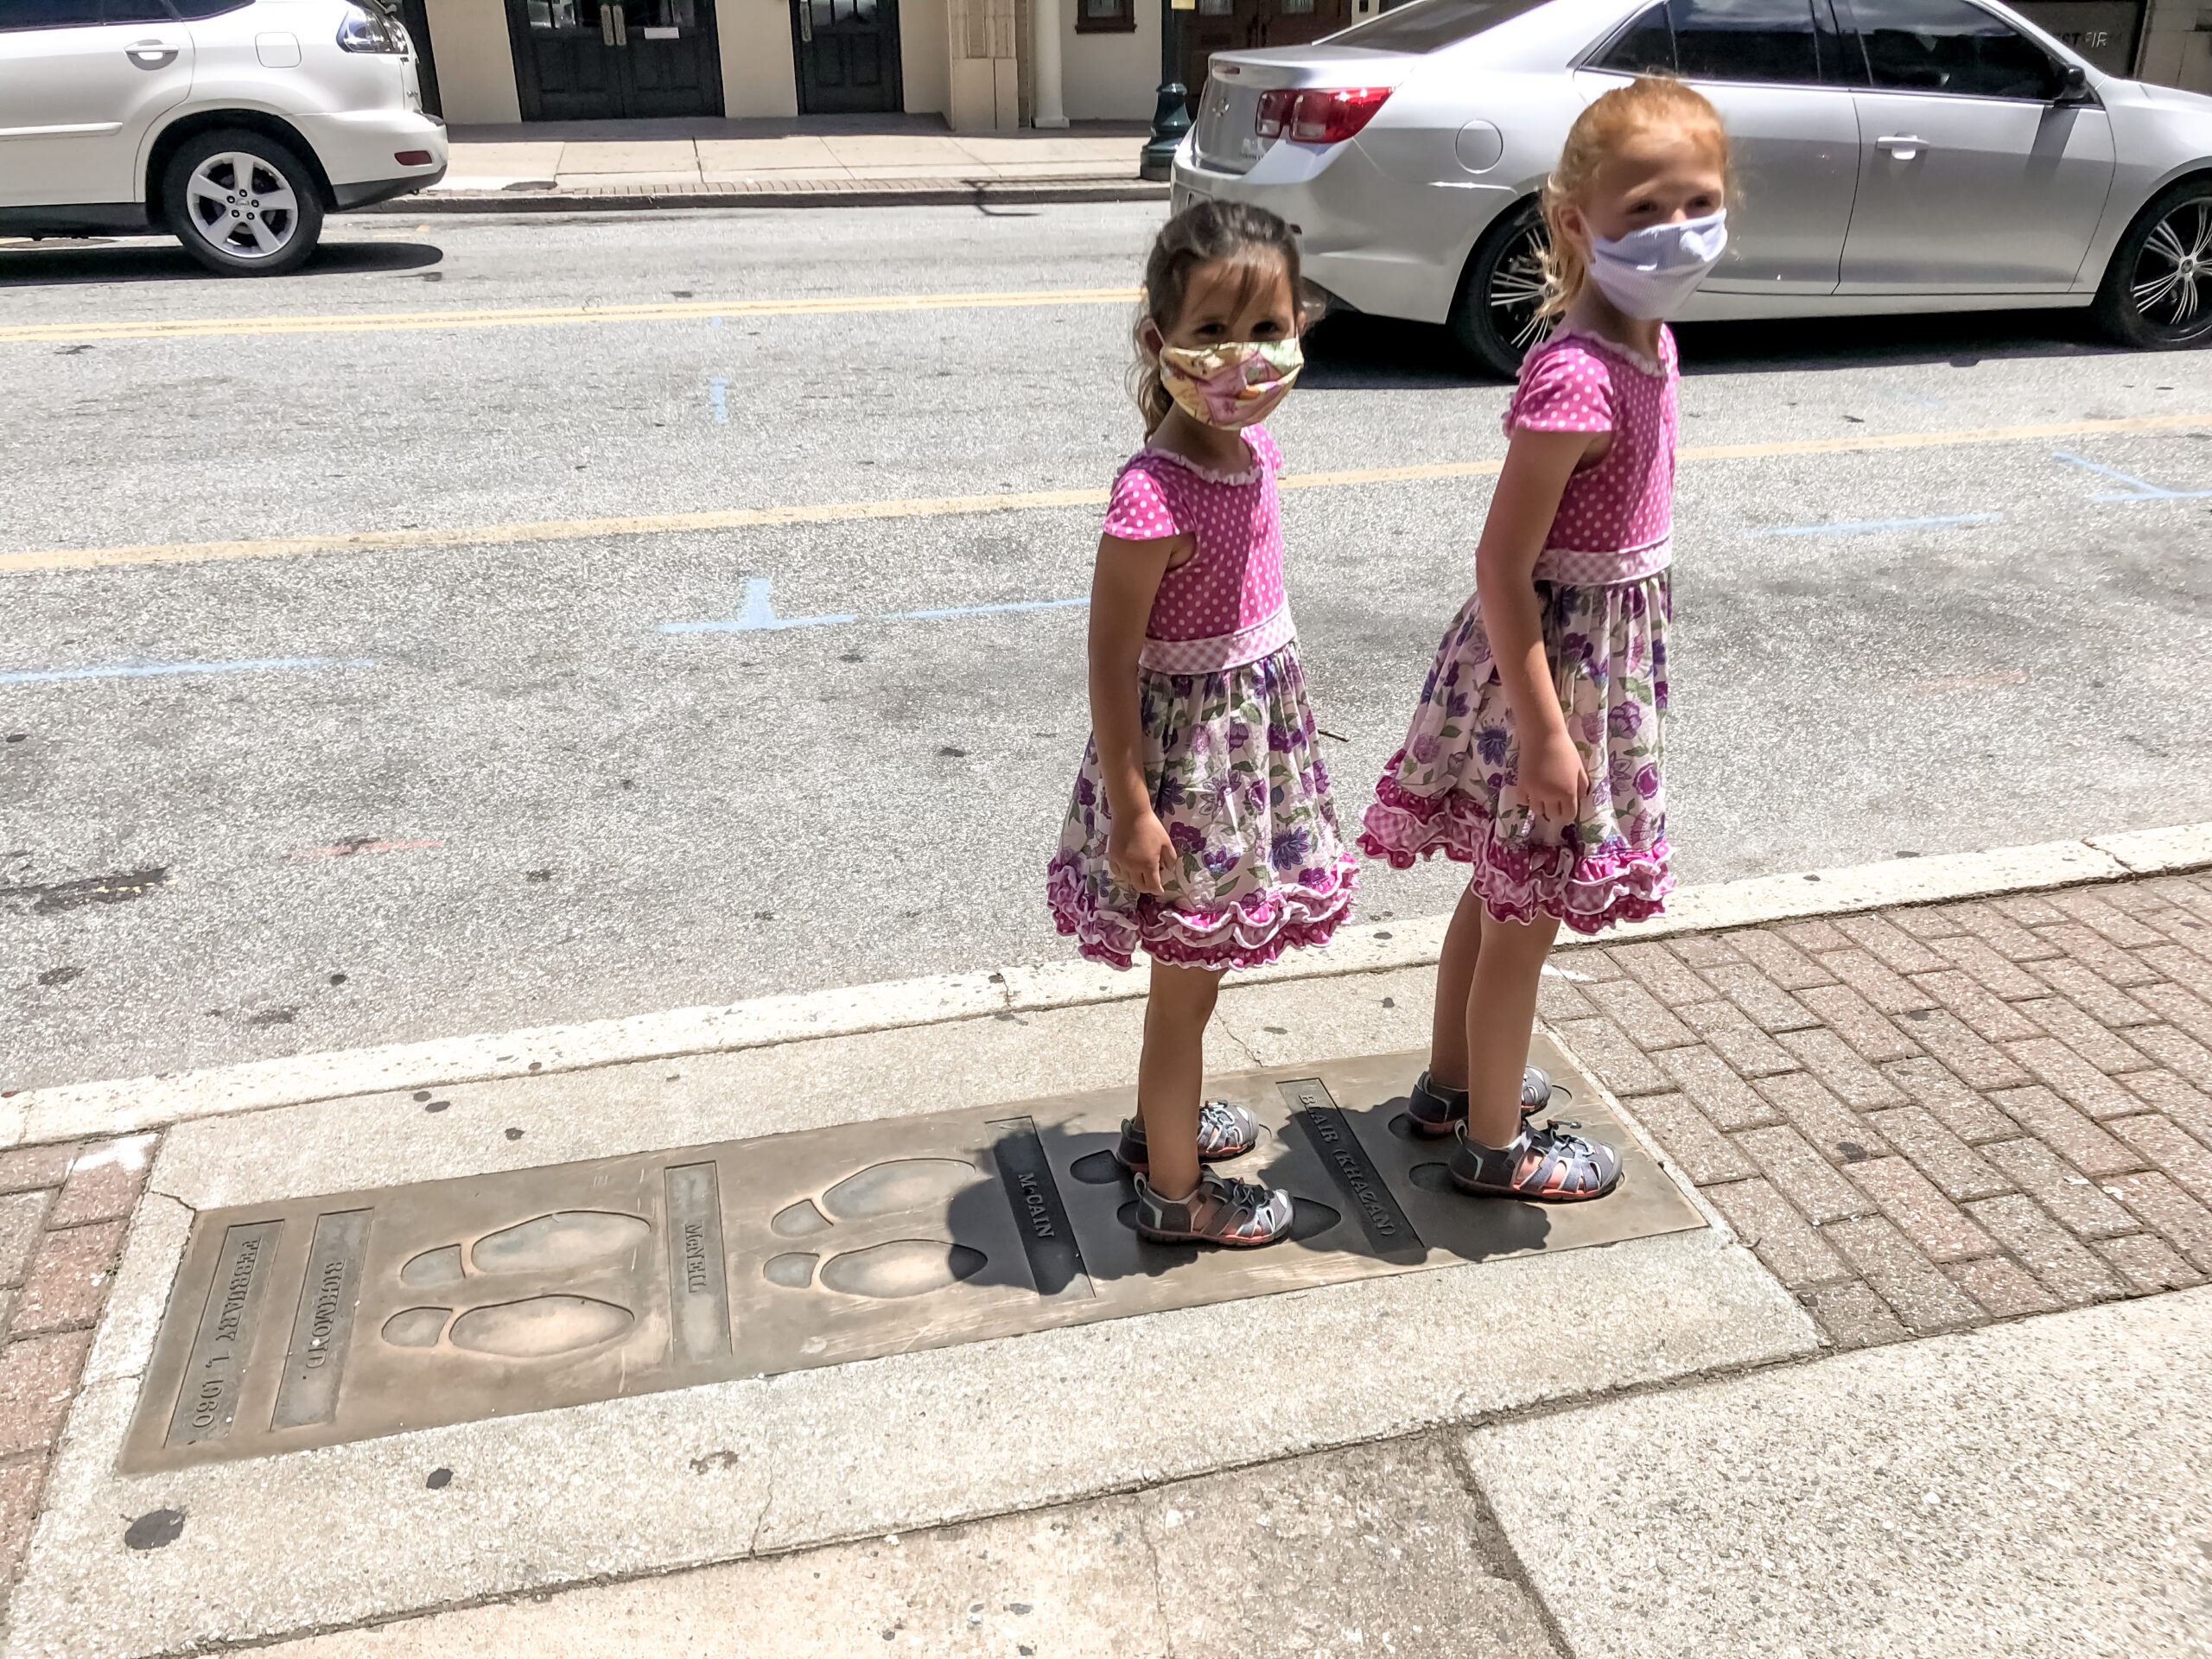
[405, 0, 2212, 130]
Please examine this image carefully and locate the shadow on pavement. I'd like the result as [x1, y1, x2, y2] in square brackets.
[0, 237, 444, 288]
[1676, 305, 2118, 372]
[1300, 302, 2127, 391]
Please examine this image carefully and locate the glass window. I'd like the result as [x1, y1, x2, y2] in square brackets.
[1596, 2, 1675, 70]
[1076, 0, 1132, 31]
[103, 0, 175, 17]
[1847, 0, 2063, 97]
[1325, 0, 1557, 54]
[0, 0, 106, 28]
[167, 0, 253, 16]
[1671, 0, 1821, 80]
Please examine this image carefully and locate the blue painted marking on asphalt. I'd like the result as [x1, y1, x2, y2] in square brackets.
[660, 578, 856, 634]
[0, 657, 368, 685]
[661, 582, 1090, 635]
[709, 378, 729, 424]
[1765, 513, 1999, 537]
[2052, 449, 2212, 502]
[888, 597, 1090, 621]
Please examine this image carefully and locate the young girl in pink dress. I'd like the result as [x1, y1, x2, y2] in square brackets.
[1361, 79, 1731, 1203]
[1047, 200, 1357, 1248]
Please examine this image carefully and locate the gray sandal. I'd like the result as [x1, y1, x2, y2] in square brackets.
[1447, 1116, 1622, 1202]
[1132, 1170, 1294, 1247]
[1406, 1067, 1553, 1137]
[1114, 1099, 1261, 1173]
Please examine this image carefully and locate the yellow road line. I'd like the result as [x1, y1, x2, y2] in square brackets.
[3, 411, 2204, 575]
[0, 286, 1142, 344]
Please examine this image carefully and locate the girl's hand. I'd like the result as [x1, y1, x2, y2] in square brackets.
[1521, 728, 1590, 823]
[1109, 810, 1175, 897]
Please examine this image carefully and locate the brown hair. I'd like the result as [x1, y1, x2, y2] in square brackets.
[1130, 199, 1306, 434]
[1537, 76, 1730, 321]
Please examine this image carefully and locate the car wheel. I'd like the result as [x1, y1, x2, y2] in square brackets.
[1451, 200, 1551, 378]
[162, 129, 324, 277]
[2093, 177, 2212, 351]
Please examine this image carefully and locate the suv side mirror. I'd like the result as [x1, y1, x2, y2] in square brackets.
[2056, 62, 2092, 103]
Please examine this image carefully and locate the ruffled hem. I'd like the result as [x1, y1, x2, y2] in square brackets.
[1358, 763, 1670, 938]
[1046, 855, 1358, 972]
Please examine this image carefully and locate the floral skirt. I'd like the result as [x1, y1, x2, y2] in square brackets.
[1047, 640, 1357, 971]
[1359, 575, 1672, 936]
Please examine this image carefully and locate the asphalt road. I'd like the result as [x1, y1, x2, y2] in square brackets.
[3, 203, 2210, 1091]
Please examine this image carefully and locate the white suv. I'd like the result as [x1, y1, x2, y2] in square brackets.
[0, 0, 447, 275]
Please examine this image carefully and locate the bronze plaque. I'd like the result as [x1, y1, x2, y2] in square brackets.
[123, 1045, 1700, 1471]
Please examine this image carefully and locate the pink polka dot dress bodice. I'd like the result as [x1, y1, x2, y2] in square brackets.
[1100, 427, 1292, 673]
[1503, 326, 1679, 586]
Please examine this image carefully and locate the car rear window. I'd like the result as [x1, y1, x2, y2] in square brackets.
[1326, 0, 1559, 53]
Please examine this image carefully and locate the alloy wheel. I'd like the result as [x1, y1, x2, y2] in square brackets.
[2128, 194, 2212, 340]
[183, 152, 302, 263]
[1485, 219, 1552, 359]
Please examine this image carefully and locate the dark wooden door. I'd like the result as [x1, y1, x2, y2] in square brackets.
[791, 0, 902, 114]
[1183, 0, 1350, 105]
[507, 0, 724, 120]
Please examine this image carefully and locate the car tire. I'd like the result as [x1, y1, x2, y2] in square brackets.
[2092, 175, 2212, 351]
[1450, 199, 1552, 378]
[162, 128, 324, 277]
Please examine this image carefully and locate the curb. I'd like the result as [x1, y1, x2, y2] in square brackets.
[4, 822, 2207, 1149]
[374, 178, 1169, 214]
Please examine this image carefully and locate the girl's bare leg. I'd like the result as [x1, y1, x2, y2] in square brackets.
[1136, 961, 1224, 1201]
[1464, 907, 1560, 1149]
[1427, 884, 1489, 1091]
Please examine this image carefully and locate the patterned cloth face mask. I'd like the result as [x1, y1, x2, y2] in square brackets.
[1157, 339, 1304, 429]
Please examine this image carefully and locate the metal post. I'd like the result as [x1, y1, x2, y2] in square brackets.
[1138, 0, 1189, 183]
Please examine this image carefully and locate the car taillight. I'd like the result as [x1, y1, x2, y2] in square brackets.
[337, 3, 403, 52]
[1255, 86, 1392, 146]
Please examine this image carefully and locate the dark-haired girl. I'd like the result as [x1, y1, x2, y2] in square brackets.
[1046, 200, 1357, 1248]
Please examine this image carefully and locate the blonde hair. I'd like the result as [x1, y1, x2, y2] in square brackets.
[1537, 77, 1730, 321]
[1129, 200, 1306, 434]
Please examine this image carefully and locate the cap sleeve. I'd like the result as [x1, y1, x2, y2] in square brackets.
[1243, 427, 1284, 474]
[1103, 458, 1180, 543]
[1509, 343, 1614, 435]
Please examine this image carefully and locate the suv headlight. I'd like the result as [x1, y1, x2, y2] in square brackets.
[337, 3, 403, 51]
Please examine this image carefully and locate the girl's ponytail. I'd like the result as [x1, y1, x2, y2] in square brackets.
[1130, 199, 1306, 434]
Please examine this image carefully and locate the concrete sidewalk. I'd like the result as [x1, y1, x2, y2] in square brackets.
[4, 843, 2211, 1656]
[406, 116, 1163, 213]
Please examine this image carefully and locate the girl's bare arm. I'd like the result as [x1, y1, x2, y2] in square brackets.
[1475, 428, 1604, 823]
[1089, 531, 1185, 896]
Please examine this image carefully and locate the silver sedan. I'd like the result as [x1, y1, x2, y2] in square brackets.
[1172, 0, 2212, 372]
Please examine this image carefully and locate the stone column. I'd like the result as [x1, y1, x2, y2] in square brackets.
[1032, 0, 1068, 127]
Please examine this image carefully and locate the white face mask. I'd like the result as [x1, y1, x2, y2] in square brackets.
[1586, 211, 1728, 321]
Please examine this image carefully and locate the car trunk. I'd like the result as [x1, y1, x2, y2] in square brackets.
[1189, 46, 1407, 175]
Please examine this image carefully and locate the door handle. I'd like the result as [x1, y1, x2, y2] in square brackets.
[124, 39, 179, 68]
[601, 4, 613, 41]
[797, 0, 812, 42]
[611, 3, 627, 43]
[1877, 134, 1927, 159]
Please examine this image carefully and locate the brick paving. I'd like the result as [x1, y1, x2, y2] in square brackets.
[1554, 871, 2212, 1350]
[0, 1135, 155, 1618]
